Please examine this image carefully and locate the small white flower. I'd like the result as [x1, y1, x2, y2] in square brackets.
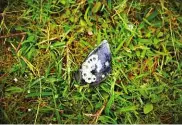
[24, 74, 28, 78]
[28, 109, 31, 112]
[27, 90, 30, 93]
[88, 31, 93, 36]
[13, 78, 18, 82]
[128, 24, 134, 30]
[8, 47, 11, 51]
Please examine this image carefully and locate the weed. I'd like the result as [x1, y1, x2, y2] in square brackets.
[0, 0, 182, 124]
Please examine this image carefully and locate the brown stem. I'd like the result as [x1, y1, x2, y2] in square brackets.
[0, 32, 26, 39]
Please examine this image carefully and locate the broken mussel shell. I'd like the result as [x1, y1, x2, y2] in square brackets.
[74, 40, 112, 86]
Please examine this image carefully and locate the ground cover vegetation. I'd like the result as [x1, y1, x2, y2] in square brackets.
[0, 0, 182, 124]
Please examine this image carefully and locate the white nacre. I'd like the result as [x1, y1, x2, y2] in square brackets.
[105, 61, 109, 67]
[92, 75, 96, 82]
[81, 54, 103, 83]
[102, 74, 105, 78]
[96, 60, 102, 72]
[87, 54, 98, 64]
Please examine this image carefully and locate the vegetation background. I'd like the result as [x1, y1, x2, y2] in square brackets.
[0, 0, 182, 124]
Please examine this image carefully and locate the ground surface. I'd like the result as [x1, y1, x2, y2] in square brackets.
[0, 0, 182, 124]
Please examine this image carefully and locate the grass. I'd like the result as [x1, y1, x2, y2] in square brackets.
[0, 0, 182, 124]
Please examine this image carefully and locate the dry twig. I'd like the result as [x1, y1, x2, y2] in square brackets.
[0, 32, 26, 39]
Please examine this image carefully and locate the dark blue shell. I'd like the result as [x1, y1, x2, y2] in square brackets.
[76, 40, 112, 86]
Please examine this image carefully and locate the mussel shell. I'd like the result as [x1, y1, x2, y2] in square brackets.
[74, 40, 112, 86]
